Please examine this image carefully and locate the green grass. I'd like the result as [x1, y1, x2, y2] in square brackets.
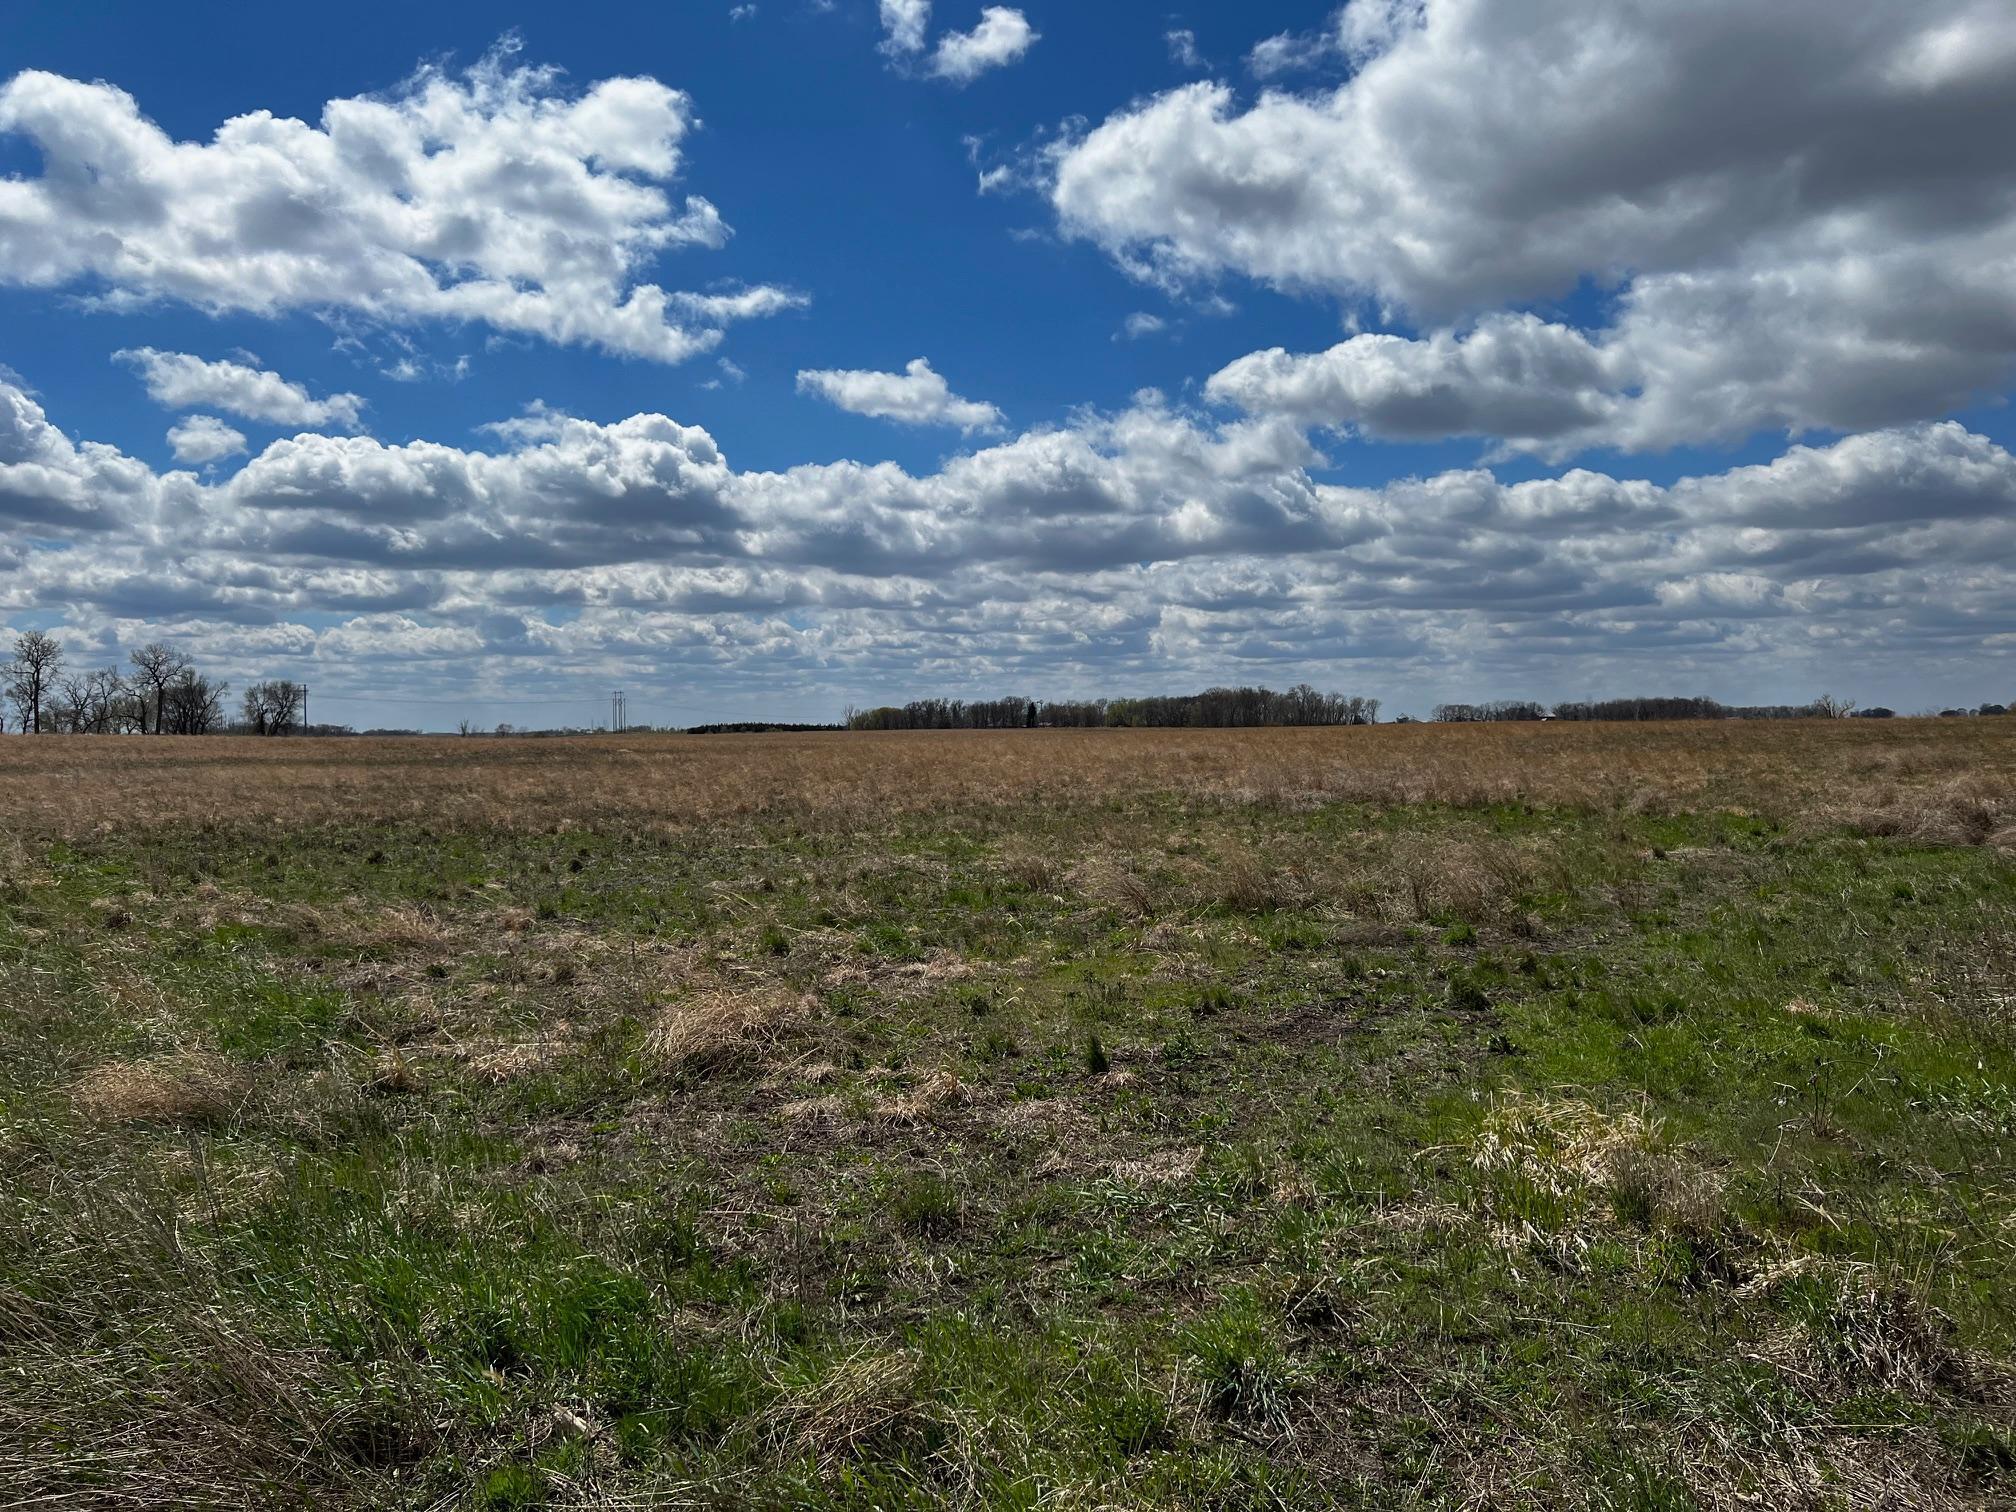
[1, 796, 2012, 1507]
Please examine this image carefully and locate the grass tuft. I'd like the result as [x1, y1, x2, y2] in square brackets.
[70, 1051, 242, 1126]
[647, 983, 804, 1072]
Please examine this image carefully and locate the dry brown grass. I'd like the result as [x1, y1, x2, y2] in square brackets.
[1469, 1094, 1662, 1193]
[646, 983, 807, 1072]
[1386, 830, 1540, 922]
[1071, 852, 1156, 918]
[1817, 1267, 1973, 1396]
[0, 717, 2011, 840]
[767, 1349, 936, 1473]
[873, 1068, 969, 1126]
[70, 1052, 243, 1126]
[1209, 844, 1289, 912]
[456, 1033, 572, 1085]
[1837, 773, 2016, 847]
[1113, 1146, 1204, 1184]
[1466, 1094, 1734, 1257]
[993, 842, 1060, 893]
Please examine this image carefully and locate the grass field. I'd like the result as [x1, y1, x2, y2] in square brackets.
[3, 720, 2014, 1509]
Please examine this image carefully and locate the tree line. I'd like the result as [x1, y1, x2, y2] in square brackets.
[1430, 696, 1828, 722]
[846, 685, 1383, 731]
[850, 687, 2015, 734]
[686, 721, 847, 735]
[2, 631, 306, 736]
[1431, 694, 2012, 723]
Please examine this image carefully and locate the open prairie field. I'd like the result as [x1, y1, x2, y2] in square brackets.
[3, 719, 2015, 1509]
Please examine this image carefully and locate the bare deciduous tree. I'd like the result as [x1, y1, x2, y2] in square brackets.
[51, 668, 126, 733]
[129, 643, 192, 735]
[162, 670, 228, 735]
[87, 668, 129, 733]
[241, 680, 305, 736]
[6, 631, 64, 734]
[51, 673, 90, 734]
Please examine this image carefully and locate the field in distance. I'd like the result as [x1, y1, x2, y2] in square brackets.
[2, 718, 2013, 1508]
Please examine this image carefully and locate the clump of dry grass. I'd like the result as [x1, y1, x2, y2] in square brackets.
[449, 1022, 578, 1085]
[1728, 1448, 1983, 1512]
[1841, 774, 2016, 847]
[763, 1055, 841, 1091]
[995, 842, 1059, 893]
[890, 952, 975, 987]
[355, 902, 457, 952]
[1210, 845, 1288, 913]
[1385, 831, 1536, 923]
[1745, 1260, 1977, 1401]
[70, 1052, 243, 1127]
[1601, 1142, 1728, 1237]
[777, 1093, 850, 1125]
[1113, 1145, 1203, 1184]
[1470, 1095, 1655, 1190]
[1468, 1094, 1733, 1250]
[993, 1096, 1096, 1142]
[874, 1069, 969, 1126]
[368, 1048, 424, 1095]
[0, 832, 32, 885]
[1817, 1266, 1972, 1396]
[1072, 854, 1156, 918]
[647, 983, 806, 1072]
[768, 1349, 937, 1472]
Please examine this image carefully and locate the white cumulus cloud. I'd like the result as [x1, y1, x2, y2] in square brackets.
[796, 357, 1005, 432]
[1206, 315, 1625, 458]
[671, 286, 810, 324]
[0, 46, 798, 363]
[879, 0, 932, 54]
[878, 1, 1035, 81]
[166, 415, 248, 464]
[930, 8, 1038, 82]
[1051, 0, 2016, 456]
[7, 367, 2016, 713]
[117, 348, 366, 430]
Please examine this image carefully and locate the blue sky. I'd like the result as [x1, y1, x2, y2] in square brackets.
[3, 0, 2014, 728]
[4, 1, 1460, 477]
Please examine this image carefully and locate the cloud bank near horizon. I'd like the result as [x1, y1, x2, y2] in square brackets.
[5, 370, 2014, 717]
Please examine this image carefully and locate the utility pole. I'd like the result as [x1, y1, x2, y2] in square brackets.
[301, 684, 308, 735]
[611, 690, 626, 733]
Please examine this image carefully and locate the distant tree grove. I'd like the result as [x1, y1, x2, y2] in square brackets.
[850, 687, 2016, 732]
[1, 632, 296, 736]
[846, 686, 1382, 731]
[1435, 695, 2011, 723]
